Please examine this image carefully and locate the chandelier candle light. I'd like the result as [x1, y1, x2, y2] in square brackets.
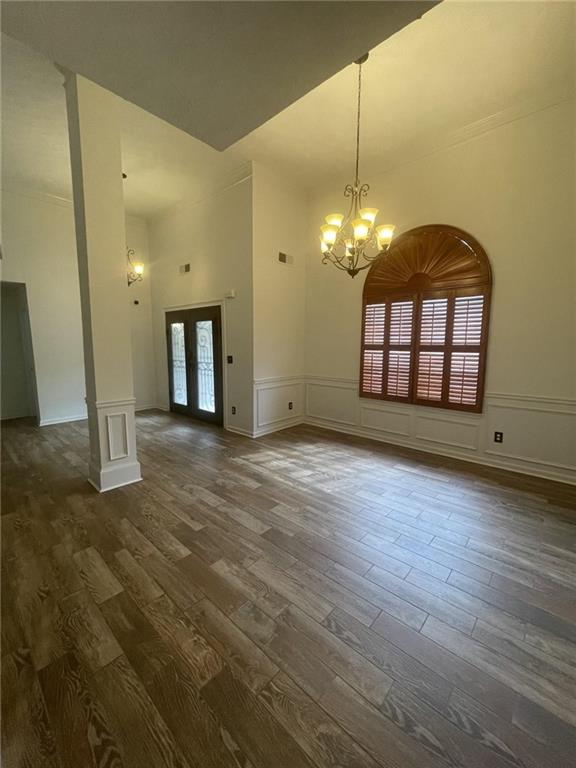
[319, 53, 395, 277]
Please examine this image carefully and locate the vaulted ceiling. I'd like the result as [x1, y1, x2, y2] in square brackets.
[234, 0, 575, 186]
[2, 1, 574, 218]
[2, 0, 435, 150]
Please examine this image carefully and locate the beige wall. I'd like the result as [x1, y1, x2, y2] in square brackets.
[1, 187, 156, 424]
[147, 177, 254, 434]
[304, 100, 576, 482]
[251, 162, 307, 433]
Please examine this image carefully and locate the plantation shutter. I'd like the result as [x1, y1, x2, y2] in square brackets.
[448, 295, 485, 407]
[416, 298, 448, 403]
[385, 300, 414, 400]
[361, 303, 385, 395]
[360, 224, 491, 413]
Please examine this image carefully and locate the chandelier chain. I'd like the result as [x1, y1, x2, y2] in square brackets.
[355, 60, 362, 187]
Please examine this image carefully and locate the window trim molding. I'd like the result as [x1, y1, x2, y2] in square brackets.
[360, 224, 492, 414]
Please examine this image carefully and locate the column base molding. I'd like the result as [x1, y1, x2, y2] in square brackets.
[88, 460, 142, 492]
[87, 397, 141, 492]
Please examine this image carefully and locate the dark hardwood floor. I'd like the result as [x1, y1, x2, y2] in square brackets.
[2, 410, 576, 768]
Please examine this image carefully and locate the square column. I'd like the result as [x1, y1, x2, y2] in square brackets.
[62, 72, 141, 491]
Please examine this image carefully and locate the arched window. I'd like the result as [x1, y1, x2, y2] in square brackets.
[360, 224, 492, 413]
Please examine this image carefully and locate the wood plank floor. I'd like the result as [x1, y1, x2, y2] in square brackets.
[2, 411, 576, 768]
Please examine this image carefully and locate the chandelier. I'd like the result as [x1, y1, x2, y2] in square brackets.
[319, 53, 395, 278]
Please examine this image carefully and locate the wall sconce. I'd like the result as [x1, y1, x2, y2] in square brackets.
[127, 248, 144, 286]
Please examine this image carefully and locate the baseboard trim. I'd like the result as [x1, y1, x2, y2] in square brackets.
[88, 459, 142, 493]
[39, 413, 87, 427]
[226, 418, 306, 439]
[253, 417, 305, 438]
[304, 416, 576, 486]
[135, 404, 163, 412]
[225, 425, 255, 438]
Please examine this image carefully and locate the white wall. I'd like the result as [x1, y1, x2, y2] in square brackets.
[126, 217, 156, 410]
[147, 177, 254, 434]
[1, 282, 35, 419]
[0, 187, 156, 425]
[304, 100, 576, 484]
[251, 162, 307, 434]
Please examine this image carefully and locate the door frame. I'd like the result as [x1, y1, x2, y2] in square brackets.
[163, 299, 228, 428]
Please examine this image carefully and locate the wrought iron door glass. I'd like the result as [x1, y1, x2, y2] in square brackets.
[170, 322, 188, 405]
[195, 320, 215, 413]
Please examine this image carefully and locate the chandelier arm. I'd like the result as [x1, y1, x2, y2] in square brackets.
[324, 255, 351, 272]
[329, 249, 350, 268]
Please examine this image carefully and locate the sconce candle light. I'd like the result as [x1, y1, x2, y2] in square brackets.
[127, 248, 144, 286]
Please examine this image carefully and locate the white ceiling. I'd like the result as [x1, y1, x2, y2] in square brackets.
[235, 0, 575, 186]
[1, 33, 250, 217]
[2, 1, 574, 218]
[2, 0, 435, 150]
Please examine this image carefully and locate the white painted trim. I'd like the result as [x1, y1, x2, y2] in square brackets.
[95, 397, 136, 408]
[487, 393, 576, 406]
[360, 405, 411, 437]
[225, 425, 254, 438]
[106, 412, 129, 460]
[2, 164, 253, 222]
[483, 449, 576, 473]
[148, 166, 252, 224]
[253, 417, 305, 438]
[1, 183, 74, 210]
[254, 376, 305, 386]
[226, 418, 305, 439]
[39, 413, 87, 427]
[88, 462, 142, 493]
[254, 378, 304, 429]
[301, 377, 576, 486]
[348, 90, 572, 185]
[305, 416, 575, 486]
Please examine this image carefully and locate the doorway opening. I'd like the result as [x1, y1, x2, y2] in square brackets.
[1, 282, 39, 422]
[166, 305, 224, 426]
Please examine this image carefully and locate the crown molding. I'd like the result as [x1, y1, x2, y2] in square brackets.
[315, 87, 574, 191]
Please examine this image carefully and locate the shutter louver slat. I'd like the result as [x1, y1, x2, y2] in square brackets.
[362, 350, 384, 394]
[417, 351, 444, 401]
[386, 300, 413, 399]
[449, 352, 480, 405]
[420, 299, 448, 344]
[364, 303, 385, 344]
[453, 296, 484, 345]
[389, 301, 413, 345]
[387, 351, 411, 398]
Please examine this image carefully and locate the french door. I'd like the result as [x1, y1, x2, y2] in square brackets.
[166, 306, 223, 425]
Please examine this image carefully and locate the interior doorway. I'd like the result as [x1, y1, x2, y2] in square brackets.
[1, 282, 39, 422]
[166, 305, 224, 426]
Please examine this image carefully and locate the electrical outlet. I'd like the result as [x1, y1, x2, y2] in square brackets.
[494, 431, 503, 443]
[231, 406, 236, 415]
[288, 401, 293, 410]
[227, 355, 233, 364]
